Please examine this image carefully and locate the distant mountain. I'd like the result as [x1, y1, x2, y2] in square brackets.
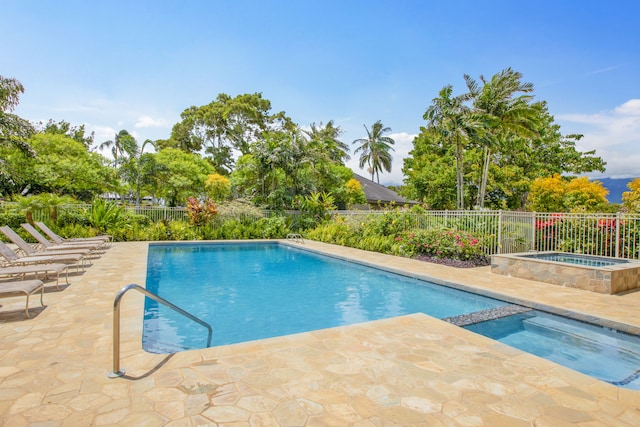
[598, 178, 636, 204]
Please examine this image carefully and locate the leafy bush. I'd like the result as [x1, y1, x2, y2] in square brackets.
[293, 192, 337, 229]
[216, 199, 264, 223]
[257, 216, 290, 238]
[57, 209, 91, 227]
[86, 199, 126, 232]
[0, 210, 27, 231]
[396, 228, 486, 261]
[305, 221, 399, 254]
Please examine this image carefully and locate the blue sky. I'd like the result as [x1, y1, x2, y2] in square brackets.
[3, 0, 639, 185]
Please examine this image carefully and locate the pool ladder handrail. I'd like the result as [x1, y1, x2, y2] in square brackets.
[286, 233, 304, 243]
[108, 283, 213, 378]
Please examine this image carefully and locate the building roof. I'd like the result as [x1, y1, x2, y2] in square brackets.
[353, 174, 417, 206]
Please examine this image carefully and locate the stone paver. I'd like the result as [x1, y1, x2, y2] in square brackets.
[1, 240, 639, 425]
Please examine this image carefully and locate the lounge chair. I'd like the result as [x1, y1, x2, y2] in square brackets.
[0, 263, 70, 290]
[35, 221, 111, 248]
[0, 240, 86, 272]
[0, 279, 45, 318]
[1, 226, 92, 258]
[21, 223, 102, 253]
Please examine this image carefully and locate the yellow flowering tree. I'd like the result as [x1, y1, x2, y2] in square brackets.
[527, 174, 566, 212]
[622, 178, 640, 212]
[205, 173, 231, 201]
[527, 174, 609, 212]
[564, 176, 609, 211]
[344, 178, 366, 206]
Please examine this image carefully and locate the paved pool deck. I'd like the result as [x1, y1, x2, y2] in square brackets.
[1, 240, 639, 426]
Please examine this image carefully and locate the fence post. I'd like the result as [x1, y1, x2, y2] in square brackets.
[497, 210, 503, 254]
[531, 212, 536, 251]
[615, 211, 621, 258]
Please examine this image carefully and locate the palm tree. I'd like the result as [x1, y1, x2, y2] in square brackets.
[423, 86, 477, 209]
[304, 120, 350, 164]
[97, 130, 137, 168]
[352, 120, 395, 184]
[118, 139, 157, 209]
[464, 68, 540, 208]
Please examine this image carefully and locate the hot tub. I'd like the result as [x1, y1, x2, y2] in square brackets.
[491, 251, 640, 294]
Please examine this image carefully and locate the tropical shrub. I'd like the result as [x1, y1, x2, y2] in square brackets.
[86, 199, 127, 232]
[395, 228, 486, 261]
[186, 197, 218, 226]
[216, 199, 264, 223]
[257, 216, 290, 238]
[294, 192, 336, 229]
[57, 209, 91, 227]
[0, 209, 27, 230]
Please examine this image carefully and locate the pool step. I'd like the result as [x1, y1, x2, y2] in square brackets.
[522, 316, 640, 355]
[443, 304, 532, 327]
[145, 339, 192, 354]
[522, 316, 640, 387]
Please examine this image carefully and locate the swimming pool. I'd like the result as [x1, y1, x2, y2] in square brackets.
[143, 242, 640, 389]
[143, 242, 507, 350]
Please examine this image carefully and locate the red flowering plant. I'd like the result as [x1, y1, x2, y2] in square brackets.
[186, 197, 218, 226]
[395, 228, 485, 261]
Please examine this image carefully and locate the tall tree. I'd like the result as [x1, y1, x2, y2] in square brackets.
[0, 75, 35, 194]
[352, 120, 395, 184]
[153, 148, 214, 206]
[405, 69, 606, 210]
[4, 133, 115, 200]
[423, 86, 477, 209]
[39, 119, 95, 148]
[464, 68, 539, 208]
[303, 120, 350, 164]
[402, 128, 459, 209]
[163, 93, 294, 173]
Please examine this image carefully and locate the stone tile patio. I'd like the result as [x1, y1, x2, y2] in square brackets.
[1, 240, 639, 426]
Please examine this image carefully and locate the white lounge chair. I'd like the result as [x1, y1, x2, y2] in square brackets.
[21, 223, 102, 253]
[1, 226, 92, 260]
[0, 279, 45, 318]
[0, 263, 70, 290]
[35, 221, 111, 248]
[0, 241, 86, 272]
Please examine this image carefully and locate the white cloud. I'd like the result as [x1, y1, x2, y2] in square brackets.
[90, 125, 117, 144]
[135, 115, 170, 128]
[614, 99, 640, 115]
[558, 99, 640, 178]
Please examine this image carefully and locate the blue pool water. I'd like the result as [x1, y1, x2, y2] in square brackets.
[522, 252, 629, 267]
[143, 242, 506, 350]
[466, 312, 640, 390]
[143, 242, 640, 389]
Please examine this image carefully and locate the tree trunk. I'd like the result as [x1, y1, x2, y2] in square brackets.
[455, 140, 465, 210]
[477, 146, 491, 209]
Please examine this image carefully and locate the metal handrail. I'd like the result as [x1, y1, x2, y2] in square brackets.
[286, 233, 304, 243]
[108, 283, 213, 378]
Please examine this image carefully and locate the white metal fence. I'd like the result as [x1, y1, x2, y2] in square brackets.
[329, 210, 640, 259]
[2, 202, 639, 259]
